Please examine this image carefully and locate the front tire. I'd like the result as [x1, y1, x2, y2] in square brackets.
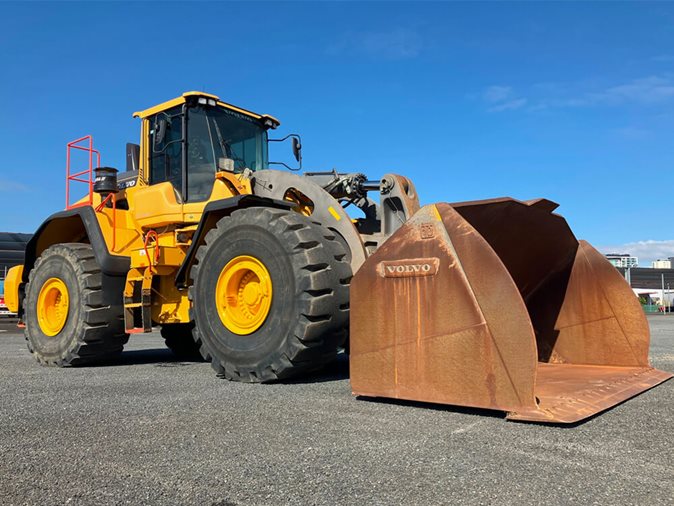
[23, 243, 128, 366]
[189, 208, 350, 382]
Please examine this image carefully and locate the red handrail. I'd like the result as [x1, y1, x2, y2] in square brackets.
[65, 135, 120, 254]
[66, 135, 100, 210]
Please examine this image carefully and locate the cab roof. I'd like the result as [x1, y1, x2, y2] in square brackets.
[132, 91, 280, 129]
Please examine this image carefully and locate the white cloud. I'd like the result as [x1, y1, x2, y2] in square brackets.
[482, 85, 513, 103]
[488, 98, 527, 112]
[531, 75, 674, 110]
[594, 76, 674, 105]
[0, 179, 28, 192]
[327, 28, 422, 60]
[651, 54, 674, 63]
[612, 126, 650, 140]
[480, 85, 527, 113]
[480, 75, 674, 113]
[598, 239, 674, 266]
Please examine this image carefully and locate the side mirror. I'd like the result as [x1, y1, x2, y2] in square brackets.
[292, 137, 302, 162]
[154, 117, 167, 147]
[126, 143, 140, 172]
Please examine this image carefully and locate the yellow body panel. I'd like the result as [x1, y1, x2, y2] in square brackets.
[130, 245, 185, 270]
[131, 182, 186, 229]
[4, 265, 23, 313]
[133, 96, 186, 119]
[128, 178, 249, 230]
[94, 201, 144, 255]
[215, 171, 252, 195]
[133, 91, 219, 119]
[151, 276, 190, 324]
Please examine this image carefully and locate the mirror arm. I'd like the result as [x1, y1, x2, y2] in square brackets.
[268, 133, 300, 143]
[268, 133, 302, 171]
[269, 161, 301, 172]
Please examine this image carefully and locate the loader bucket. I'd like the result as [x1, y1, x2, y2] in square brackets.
[350, 198, 672, 423]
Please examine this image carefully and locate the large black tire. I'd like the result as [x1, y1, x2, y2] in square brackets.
[189, 207, 351, 382]
[161, 322, 204, 361]
[23, 243, 129, 366]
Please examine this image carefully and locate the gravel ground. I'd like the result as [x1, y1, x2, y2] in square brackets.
[0, 316, 672, 505]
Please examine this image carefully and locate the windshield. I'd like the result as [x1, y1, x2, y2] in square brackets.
[188, 105, 268, 175]
[186, 105, 268, 201]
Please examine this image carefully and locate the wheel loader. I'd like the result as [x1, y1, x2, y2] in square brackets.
[5, 91, 671, 423]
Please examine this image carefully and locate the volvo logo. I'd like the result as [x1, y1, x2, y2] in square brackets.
[386, 264, 432, 274]
[377, 258, 440, 278]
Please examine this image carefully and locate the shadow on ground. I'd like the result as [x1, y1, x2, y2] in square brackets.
[357, 394, 508, 421]
[279, 353, 350, 384]
[88, 348, 202, 368]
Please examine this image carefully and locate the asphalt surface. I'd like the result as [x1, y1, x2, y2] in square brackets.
[0, 316, 673, 505]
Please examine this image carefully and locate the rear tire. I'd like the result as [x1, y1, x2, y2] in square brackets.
[189, 207, 351, 382]
[161, 323, 204, 361]
[23, 243, 128, 366]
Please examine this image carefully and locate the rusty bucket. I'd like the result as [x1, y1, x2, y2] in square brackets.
[349, 198, 672, 423]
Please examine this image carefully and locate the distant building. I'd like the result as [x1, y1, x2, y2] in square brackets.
[605, 253, 638, 268]
[0, 232, 31, 276]
[618, 266, 674, 309]
[652, 259, 672, 269]
[618, 267, 674, 289]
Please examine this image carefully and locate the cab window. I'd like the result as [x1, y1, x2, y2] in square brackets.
[149, 106, 184, 194]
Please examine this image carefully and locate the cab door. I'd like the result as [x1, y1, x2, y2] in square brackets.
[132, 106, 186, 229]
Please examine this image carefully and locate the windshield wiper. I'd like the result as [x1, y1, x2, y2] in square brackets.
[211, 117, 231, 158]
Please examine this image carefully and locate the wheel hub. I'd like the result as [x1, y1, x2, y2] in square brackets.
[216, 255, 273, 335]
[37, 277, 70, 336]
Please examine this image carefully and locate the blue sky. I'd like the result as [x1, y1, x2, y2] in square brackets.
[1, 1, 674, 264]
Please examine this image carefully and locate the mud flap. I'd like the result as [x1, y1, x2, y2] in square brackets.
[349, 199, 672, 423]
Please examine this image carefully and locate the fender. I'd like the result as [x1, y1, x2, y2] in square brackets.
[23, 206, 130, 282]
[174, 194, 294, 288]
[252, 169, 368, 272]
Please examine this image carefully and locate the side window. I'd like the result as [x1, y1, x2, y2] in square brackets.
[149, 107, 183, 194]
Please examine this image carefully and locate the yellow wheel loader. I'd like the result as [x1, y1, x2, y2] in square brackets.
[5, 91, 671, 422]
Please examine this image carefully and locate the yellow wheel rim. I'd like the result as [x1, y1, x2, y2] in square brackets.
[37, 277, 70, 336]
[215, 255, 273, 335]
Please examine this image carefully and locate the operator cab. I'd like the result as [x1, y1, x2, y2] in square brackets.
[131, 92, 279, 203]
